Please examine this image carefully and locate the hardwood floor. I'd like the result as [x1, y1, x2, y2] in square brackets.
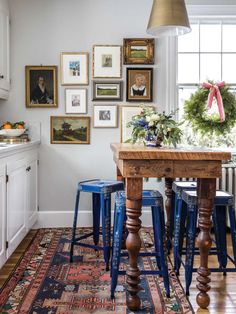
[0, 230, 236, 313]
[0, 229, 37, 289]
[174, 234, 236, 314]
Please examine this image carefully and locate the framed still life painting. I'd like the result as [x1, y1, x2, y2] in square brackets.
[120, 105, 154, 142]
[120, 106, 142, 142]
[93, 45, 122, 78]
[126, 67, 153, 102]
[92, 81, 122, 101]
[123, 38, 155, 64]
[65, 88, 87, 114]
[25, 65, 58, 108]
[60, 52, 89, 85]
[93, 104, 118, 128]
[51, 116, 90, 144]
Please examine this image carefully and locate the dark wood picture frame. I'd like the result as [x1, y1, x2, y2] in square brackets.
[25, 65, 58, 108]
[123, 38, 155, 65]
[92, 81, 123, 101]
[50, 116, 90, 144]
[126, 67, 153, 102]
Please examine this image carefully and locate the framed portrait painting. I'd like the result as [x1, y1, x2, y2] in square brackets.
[51, 116, 90, 144]
[93, 45, 122, 78]
[92, 81, 122, 101]
[25, 65, 58, 108]
[93, 105, 118, 128]
[65, 88, 87, 114]
[126, 67, 153, 102]
[61, 52, 89, 85]
[123, 38, 155, 64]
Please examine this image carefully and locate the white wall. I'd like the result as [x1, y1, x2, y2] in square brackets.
[0, 0, 235, 225]
[0, 0, 165, 219]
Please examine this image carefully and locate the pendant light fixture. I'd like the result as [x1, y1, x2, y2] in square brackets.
[147, 0, 191, 37]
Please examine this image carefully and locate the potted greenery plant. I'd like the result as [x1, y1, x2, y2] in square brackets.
[126, 106, 182, 147]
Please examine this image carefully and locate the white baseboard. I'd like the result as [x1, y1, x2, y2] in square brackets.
[34, 210, 153, 228]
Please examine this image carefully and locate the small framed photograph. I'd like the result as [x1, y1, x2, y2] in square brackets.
[123, 38, 155, 64]
[93, 105, 118, 128]
[92, 81, 122, 101]
[65, 89, 87, 114]
[51, 116, 90, 144]
[93, 45, 122, 78]
[25, 65, 58, 108]
[60, 52, 89, 85]
[126, 68, 153, 102]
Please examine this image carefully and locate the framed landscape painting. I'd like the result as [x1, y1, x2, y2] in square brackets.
[25, 65, 58, 108]
[93, 105, 118, 128]
[126, 67, 153, 102]
[51, 116, 90, 144]
[123, 38, 155, 64]
[92, 81, 122, 101]
[93, 45, 122, 78]
[65, 88, 87, 113]
[60, 52, 89, 85]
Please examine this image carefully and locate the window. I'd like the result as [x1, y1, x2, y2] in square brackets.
[177, 19, 236, 146]
[178, 20, 236, 118]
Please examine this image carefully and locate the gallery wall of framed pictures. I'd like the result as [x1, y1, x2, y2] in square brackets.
[25, 37, 156, 144]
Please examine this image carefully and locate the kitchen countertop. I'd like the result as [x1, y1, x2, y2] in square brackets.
[0, 140, 40, 158]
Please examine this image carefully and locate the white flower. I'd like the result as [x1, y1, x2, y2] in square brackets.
[150, 114, 159, 121]
[148, 121, 154, 127]
[146, 116, 151, 122]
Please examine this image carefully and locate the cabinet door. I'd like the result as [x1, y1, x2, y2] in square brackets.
[7, 158, 26, 258]
[0, 164, 6, 269]
[26, 158, 38, 230]
[0, 7, 10, 97]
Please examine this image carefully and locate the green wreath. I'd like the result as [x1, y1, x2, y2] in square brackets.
[184, 82, 236, 136]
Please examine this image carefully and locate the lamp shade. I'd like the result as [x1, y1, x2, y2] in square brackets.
[147, 0, 191, 37]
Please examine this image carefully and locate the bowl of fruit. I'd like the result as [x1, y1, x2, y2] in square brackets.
[0, 121, 26, 137]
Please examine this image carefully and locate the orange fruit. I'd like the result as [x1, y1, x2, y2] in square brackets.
[3, 123, 12, 129]
[16, 124, 24, 129]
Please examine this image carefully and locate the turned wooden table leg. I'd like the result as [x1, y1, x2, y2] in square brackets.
[165, 178, 174, 248]
[125, 177, 143, 311]
[196, 178, 216, 309]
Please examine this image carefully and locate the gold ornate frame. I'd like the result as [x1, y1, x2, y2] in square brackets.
[50, 116, 90, 144]
[25, 65, 58, 108]
[123, 38, 155, 65]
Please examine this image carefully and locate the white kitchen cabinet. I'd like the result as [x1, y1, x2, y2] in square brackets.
[0, 145, 39, 266]
[26, 151, 38, 231]
[6, 157, 27, 258]
[0, 163, 6, 269]
[0, 0, 10, 99]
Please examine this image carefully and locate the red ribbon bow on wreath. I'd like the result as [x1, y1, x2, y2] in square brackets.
[202, 81, 225, 122]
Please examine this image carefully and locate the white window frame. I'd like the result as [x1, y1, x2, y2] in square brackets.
[163, 5, 236, 115]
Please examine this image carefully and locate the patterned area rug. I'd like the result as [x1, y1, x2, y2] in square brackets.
[0, 228, 194, 314]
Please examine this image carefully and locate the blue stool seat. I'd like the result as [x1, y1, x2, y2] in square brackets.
[111, 190, 170, 299]
[70, 179, 124, 270]
[177, 189, 236, 295]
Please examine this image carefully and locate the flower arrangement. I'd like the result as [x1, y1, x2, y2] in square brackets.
[126, 106, 182, 147]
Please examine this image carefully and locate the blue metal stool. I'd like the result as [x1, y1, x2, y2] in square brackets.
[179, 190, 236, 295]
[172, 181, 197, 272]
[70, 179, 124, 270]
[111, 190, 170, 299]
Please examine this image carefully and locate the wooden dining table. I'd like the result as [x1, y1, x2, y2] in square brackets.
[110, 143, 231, 311]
